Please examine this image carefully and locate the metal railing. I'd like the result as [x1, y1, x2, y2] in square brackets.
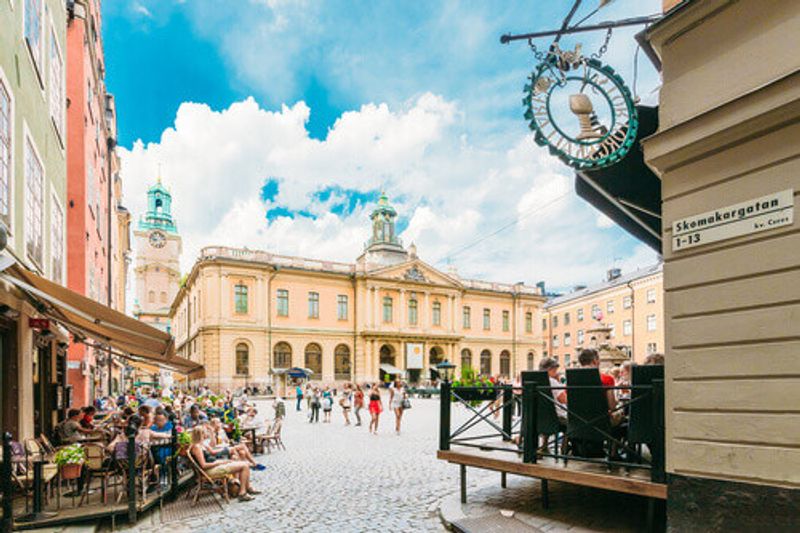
[439, 379, 666, 483]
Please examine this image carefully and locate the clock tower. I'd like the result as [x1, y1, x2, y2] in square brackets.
[133, 178, 182, 331]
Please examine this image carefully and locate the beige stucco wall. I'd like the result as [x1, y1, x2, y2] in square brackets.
[544, 270, 664, 365]
[644, 0, 800, 488]
[171, 248, 546, 392]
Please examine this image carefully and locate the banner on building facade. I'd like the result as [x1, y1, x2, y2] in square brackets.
[406, 343, 424, 369]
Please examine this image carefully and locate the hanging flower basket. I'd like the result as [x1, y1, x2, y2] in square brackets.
[54, 443, 87, 480]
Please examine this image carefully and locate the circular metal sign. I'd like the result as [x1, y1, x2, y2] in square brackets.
[523, 51, 638, 170]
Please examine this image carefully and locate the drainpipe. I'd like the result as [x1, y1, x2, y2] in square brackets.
[106, 138, 115, 397]
[351, 273, 357, 382]
[626, 280, 635, 360]
[511, 289, 518, 378]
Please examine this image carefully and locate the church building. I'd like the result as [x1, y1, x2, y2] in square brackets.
[169, 192, 547, 393]
[133, 179, 182, 331]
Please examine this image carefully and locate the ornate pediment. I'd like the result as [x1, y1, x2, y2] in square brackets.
[368, 259, 461, 288]
[403, 266, 427, 282]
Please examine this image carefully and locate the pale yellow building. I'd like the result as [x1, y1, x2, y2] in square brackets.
[543, 264, 664, 365]
[171, 194, 547, 393]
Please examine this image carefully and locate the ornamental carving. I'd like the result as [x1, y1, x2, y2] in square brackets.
[404, 266, 427, 282]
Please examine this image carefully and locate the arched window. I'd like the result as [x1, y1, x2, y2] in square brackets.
[429, 346, 444, 367]
[480, 350, 492, 376]
[461, 348, 472, 371]
[499, 350, 511, 377]
[379, 344, 395, 366]
[160, 291, 167, 303]
[305, 343, 322, 377]
[235, 343, 249, 376]
[334, 344, 351, 381]
[273, 342, 292, 368]
[148, 290, 155, 303]
[527, 351, 535, 371]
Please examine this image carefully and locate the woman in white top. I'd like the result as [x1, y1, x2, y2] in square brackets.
[388, 379, 407, 435]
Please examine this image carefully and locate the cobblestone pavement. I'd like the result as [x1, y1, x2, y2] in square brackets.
[118, 394, 480, 533]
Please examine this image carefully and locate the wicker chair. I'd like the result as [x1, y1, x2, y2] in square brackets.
[79, 443, 116, 506]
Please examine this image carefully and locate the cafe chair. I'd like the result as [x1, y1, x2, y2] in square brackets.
[79, 443, 116, 506]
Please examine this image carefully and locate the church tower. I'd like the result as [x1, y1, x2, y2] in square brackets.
[357, 191, 409, 268]
[133, 178, 182, 331]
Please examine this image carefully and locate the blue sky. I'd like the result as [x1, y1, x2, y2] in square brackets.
[108, 0, 662, 290]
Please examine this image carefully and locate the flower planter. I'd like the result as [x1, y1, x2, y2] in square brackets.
[452, 387, 498, 402]
[60, 463, 83, 480]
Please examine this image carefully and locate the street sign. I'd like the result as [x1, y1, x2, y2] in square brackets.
[672, 189, 794, 251]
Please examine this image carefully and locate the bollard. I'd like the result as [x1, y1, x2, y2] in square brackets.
[169, 414, 179, 500]
[126, 423, 138, 523]
[2, 432, 13, 533]
[439, 381, 451, 451]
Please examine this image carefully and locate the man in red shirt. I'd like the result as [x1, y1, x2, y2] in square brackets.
[578, 349, 617, 415]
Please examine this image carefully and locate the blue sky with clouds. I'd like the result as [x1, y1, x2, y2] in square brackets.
[106, 0, 662, 290]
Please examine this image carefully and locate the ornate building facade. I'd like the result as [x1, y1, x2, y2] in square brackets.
[133, 179, 182, 331]
[171, 193, 547, 393]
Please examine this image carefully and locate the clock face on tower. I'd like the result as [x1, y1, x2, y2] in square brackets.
[149, 230, 166, 249]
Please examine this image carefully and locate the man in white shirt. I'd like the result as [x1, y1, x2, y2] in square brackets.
[539, 357, 567, 422]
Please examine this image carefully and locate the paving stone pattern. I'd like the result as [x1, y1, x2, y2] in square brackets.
[118, 394, 480, 533]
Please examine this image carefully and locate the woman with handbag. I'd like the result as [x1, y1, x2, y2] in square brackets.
[389, 379, 409, 435]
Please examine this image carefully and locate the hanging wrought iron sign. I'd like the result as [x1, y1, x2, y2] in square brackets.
[523, 40, 638, 170]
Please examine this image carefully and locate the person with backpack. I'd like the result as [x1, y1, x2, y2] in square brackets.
[322, 386, 333, 423]
[295, 383, 304, 411]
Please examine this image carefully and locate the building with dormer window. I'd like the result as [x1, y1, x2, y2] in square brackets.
[170, 193, 547, 393]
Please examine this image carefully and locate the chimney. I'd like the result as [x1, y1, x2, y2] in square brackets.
[573, 284, 587, 292]
[607, 268, 622, 282]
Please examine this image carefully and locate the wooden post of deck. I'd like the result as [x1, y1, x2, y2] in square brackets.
[460, 464, 467, 504]
[439, 381, 451, 451]
[2, 432, 13, 533]
[651, 379, 665, 484]
[502, 386, 513, 441]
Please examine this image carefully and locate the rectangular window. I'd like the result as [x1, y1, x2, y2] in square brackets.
[647, 342, 658, 354]
[552, 334, 559, 347]
[234, 284, 248, 314]
[647, 289, 657, 303]
[607, 300, 614, 314]
[542, 318, 547, 330]
[408, 299, 418, 325]
[577, 329, 584, 344]
[24, 136, 43, 267]
[483, 308, 490, 330]
[609, 324, 616, 338]
[564, 312, 570, 325]
[502, 310, 509, 332]
[577, 308, 584, 322]
[462, 306, 471, 329]
[564, 332, 571, 346]
[623, 319, 632, 336]
[276, 289, 289, 316]
[591, 304, 600, 320]
[432, 301, 441, 326]
[0, 78, 10, 227]
[49, 27, 64, 138]
[647, 314, 657, 332]
[24, 0, 43, 73]
[553, 315, 558, 328]
[525, 312, 532, 333]
[383, 296, 393, 323]
[308, 291, 319, 318]
[337, 295, 348, 320]
[623, 296, 632, 309]
[565, 354, 571, 368]
[50, 198, 63, 284]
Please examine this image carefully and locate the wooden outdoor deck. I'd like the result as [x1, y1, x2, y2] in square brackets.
[438, 445, 667, 500]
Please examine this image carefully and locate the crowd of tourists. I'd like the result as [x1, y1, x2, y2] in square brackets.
[53, 388, 282, 503]
[295, 378, 412, 435]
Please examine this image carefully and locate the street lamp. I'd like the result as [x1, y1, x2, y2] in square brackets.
[436, 359, 456, 383]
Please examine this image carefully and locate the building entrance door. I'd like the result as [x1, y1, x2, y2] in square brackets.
[0, 318, 18, 436]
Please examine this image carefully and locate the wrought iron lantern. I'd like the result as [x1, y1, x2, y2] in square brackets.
[436, 359, 456, 382]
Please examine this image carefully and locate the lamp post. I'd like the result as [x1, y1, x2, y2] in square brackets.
[436, 359, 456, 383]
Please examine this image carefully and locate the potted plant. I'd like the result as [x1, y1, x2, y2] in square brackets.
[54, 444, 86, 480]
[452, 367, 498, 404]
[176, 429, 192, 456]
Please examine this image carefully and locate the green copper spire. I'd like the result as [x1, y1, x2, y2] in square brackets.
[138, 178, 178, 233]
[366, 191, 401, 249]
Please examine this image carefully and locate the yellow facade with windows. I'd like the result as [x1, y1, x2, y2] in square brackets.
[171, 195, 546, 393]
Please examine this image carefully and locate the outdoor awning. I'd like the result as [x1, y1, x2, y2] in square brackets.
[379, 364, 405, 376]
[575, 105, 663, 252]
[0, 263, 202, 376]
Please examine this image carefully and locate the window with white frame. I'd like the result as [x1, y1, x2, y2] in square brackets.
[564, 332, 571, 346]
[49, 26, 65, 139]
[24, 136, 43, 267]
[552, 334, 559, 347]
[337, 295, 348, 320]
[623, 295, 632, 309]
[577, 308, 584, 321]
[51, 198, 64, 284]
[609, 324, 616, 338]
[24, 0, 44, 74]
[647, 289, 656, 303]
[0, 78, 10, 228]
[647, 314, 657, 331]
[647, 342, 658, 354]
[577, 329, 584, 345]
[607, 300, 614, 313]
[623, 319, 632, 336]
